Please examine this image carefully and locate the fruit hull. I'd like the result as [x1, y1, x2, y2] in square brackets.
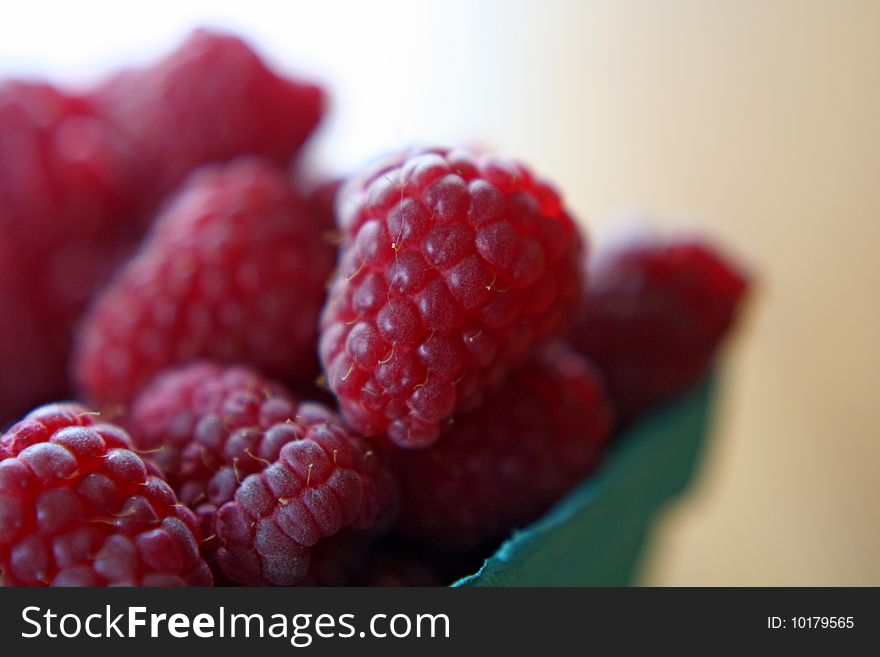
[453, 375, 715, 586]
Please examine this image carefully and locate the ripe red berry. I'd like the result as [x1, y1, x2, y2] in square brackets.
[215, 407, 398, 586]
[0, 82, 141, 421]
[126, 363, 397, 585]
[303, 177, 343, 227]
[127, 362, 299, 508]
[0, 81, 141, 257]
[91, 29, 324, 202]
[73, 158, 335, 408]
[392, 343, 614, 550]
[0, 403, 212, 586]
[320, 147, 584, 448]
[0, 31, 325, 423]
[570, 235, 749, 422]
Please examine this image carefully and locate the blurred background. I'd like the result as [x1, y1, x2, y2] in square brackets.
[1, 0, 877, 584]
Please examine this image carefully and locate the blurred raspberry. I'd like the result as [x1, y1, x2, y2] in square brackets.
[570, 235, 749, 422]
[0, 82, 141, 256]
[215, 405, 398, 586]
[392, 343, 613, 550]
[0, 402, 212, 586]
[1, 32, 323, 423]
[73, 158, 336, 408]
[0, 34, 324, 423]
[91, 29, 324, 201]
[0, 82, 142, 421]
[303, 177, 343, 228]
[320, 147, 583, 448]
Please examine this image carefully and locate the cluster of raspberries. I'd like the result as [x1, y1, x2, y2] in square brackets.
[0, 31, 750, 587]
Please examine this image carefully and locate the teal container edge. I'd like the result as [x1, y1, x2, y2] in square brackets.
[452, 374, 717, 587]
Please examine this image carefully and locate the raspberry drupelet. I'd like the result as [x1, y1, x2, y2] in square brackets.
[320, 147, 584, 448]
[0, 403, 212, 586]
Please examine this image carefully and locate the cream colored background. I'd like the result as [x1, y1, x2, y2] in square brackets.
[2, 0, 877, 584]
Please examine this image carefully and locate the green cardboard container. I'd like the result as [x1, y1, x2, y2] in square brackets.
[453, 376, 716, 587]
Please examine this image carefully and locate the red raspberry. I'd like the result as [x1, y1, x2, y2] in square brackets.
[303, 177, 343, 222]
[127, 363, 300, 508]
[320, 147, 584, 447]
[215, 409, 398, 586]
[0, 82, 140, 256]
[92, 29, 324, 201]
[569, 235, 749, 422]
[392, 343, 614, 550]
[0, 31, 323, 423]
[302, 176, 343, 247]
[0, 82, 141, 421]
[0, 403, 212, 586]
[126, 363, 397, 585]
[73, 157, 336, 408]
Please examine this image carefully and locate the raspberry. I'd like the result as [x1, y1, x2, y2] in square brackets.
[0, 82, 140, 256]
[0, 402, 212, 586]
[304, 177, 343, 224]
[92, 29, 324, 201]
[215, 409, 398, 586]
[2, 29, 326, 423]
[320, 147, 583, 447]
[127, 363, 299, 508]
[127, 363, 397, 585]
[0, 81, 141, 420]
[392, 343, 614, 550]
[569, 235, 749, 422]
[73, 157, 336, 408]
